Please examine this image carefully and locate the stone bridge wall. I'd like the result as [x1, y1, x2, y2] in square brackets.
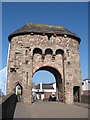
[0, 93, 17, 119]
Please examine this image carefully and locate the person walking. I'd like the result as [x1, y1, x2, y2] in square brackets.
[17, 91, 21, 102]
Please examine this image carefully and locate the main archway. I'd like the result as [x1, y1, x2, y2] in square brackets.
[32, 66, 64, 103]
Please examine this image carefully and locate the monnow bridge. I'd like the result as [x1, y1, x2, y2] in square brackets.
[7, 23, 82, 104]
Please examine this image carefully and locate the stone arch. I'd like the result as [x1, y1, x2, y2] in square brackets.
[33, 66, 64, 102]
[43, 47, 54, 55]
[13, 81, 23, 87]
[44, 48, 53, 62]
[33, 64, 63, 77]
[55, 49, 64, 68]
[55, 49, 64, 55]
[31, 46, 44, 56]
[32, 46, 65, 56]
[13, 82, 23, 96]
[33, 48, 42, 56]
[33, 48, 42, 62]
[73, 86, 80, 102]
[45, 48, 53, 55]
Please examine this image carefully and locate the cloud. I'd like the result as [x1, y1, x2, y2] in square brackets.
[0, 67, 7, 95]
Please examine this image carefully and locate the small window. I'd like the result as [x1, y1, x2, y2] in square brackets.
[67, 49, 69, 57]
[25, 50, 28, 55]
[33, 48, 42, 56]
[26, 72, 28, 83]
[25, 60, 28, 64]
[10, 68, 16, 73]
[45, 48, 53, 55]
[67, 61, 70, 65]
[48, 35, 51, 40]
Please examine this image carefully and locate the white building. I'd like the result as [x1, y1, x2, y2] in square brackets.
[32, 82, 56, 100]
[82, 79, 90, 95]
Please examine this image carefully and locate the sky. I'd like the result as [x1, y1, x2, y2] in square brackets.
[0, 67, 7, 94]
[33, 71, 56, 85]
[0, 2, 88, 94]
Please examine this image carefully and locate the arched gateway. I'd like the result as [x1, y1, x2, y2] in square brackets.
[7, 23, 82, 104]
[33, 66, 63, 102]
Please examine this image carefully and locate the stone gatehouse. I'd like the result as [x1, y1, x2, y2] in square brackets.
[7, 23, 82, 104]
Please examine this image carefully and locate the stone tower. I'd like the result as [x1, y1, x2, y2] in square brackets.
[7, 23, 82, 104]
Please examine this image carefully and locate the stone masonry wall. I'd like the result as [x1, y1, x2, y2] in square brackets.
[7, 34, 82, 104]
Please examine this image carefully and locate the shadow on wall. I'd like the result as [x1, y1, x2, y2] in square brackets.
[0, 93, 18, 119]
[81, 94, 90, 104]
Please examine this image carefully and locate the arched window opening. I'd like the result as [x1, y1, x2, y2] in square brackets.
[33, 48, 42, 56]
[55, 49, 64, 66]
[45, 48, 53, 55]
[55, 49, 64, 55]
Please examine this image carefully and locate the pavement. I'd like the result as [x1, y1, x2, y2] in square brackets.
[74, 102, 90, 109]
[14, 101, 88, 118]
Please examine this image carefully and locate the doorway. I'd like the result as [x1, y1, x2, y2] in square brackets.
[14, 83, 23, 101]
[73, 86, 80, 102]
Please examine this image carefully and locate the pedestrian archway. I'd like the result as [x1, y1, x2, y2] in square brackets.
[14, 83, 23, 96]
[32, 70, 56, 101]
[73, 86, 80, 102]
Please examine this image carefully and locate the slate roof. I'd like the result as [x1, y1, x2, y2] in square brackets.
[8, 23, 81, 43]
[35, 83, 54, 90]
[42, 84, 54, 89]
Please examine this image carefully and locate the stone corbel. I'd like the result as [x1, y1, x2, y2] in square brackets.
[30, 56, 33, 59]
[42, 54, 45, 62]
[52, 54, 55, 62]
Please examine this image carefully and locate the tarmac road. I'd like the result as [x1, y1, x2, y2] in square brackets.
[14, 101, 88, 118]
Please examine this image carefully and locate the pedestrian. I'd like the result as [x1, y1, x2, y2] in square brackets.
[17, 91, 20, 102]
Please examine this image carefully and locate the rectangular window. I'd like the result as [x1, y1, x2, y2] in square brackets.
[67, 49, 69, 57]
[25, 50, 28, 55]
[10, 68, 16, 73]
[26, 72, 28, 83]
[25, 60, 28, 64]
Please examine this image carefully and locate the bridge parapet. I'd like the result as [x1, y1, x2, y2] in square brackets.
[0, 93, 18, 119]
